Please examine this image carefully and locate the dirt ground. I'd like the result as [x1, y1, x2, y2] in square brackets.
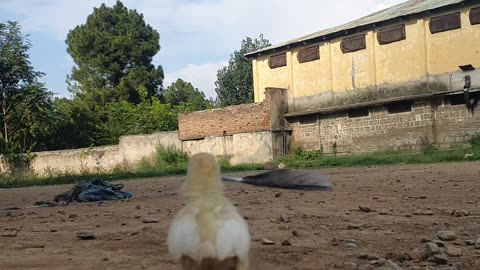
[1, 162, 480, 270]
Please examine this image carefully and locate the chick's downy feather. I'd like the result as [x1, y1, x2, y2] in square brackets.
[167, 152, 250, 270]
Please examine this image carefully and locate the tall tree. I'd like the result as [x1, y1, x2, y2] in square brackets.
[66, 0, 164, 106]
[215, 34, 271, 106]
[163, 78, 210, 111]
[0, 21, 57, 153]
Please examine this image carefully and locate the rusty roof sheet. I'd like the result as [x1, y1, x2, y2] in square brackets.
[245, 0, 469, 58]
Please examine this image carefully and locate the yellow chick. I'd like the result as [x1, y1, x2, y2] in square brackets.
[167, 152, 250, 270]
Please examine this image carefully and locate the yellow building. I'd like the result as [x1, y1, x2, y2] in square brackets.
[246, 0, 480, 113]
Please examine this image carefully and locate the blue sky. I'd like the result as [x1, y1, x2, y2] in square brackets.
[0, 0, 405, 99]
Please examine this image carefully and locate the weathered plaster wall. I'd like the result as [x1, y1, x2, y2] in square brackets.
[252, 4, 480, 113]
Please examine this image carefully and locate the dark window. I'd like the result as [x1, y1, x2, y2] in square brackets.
[377, 24, 406, 45]
[299, 114, 317, 124]
[297, 46, 320, 63]
[340, 35, 366, 53]
[387, 101, 412, 114]
[448, 94, 465, 105]
[470, 7, 480, 25]
[268, 53, 287, 69]
[348, 107, 369, 118]
[429, 12, 461, 34]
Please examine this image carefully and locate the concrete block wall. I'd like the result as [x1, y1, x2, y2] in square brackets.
[290, 99, 480, 154]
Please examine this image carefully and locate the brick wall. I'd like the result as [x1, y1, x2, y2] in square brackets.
[290, 98, 480, 154]
[178, 88, 288, 140]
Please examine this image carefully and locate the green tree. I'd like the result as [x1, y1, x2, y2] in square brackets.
[48, 98, 100, 150]
[66, 0, 164, 106]
[215, 34, 271, 106]
[0, 21, 57, 153]
[163, 78, 210, 111]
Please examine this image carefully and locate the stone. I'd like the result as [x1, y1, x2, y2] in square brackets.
[367, 254, 380, 260]
[261, 238, 275, 245]
[50, 228, 58, 232]
[437, 231, 457, 241]
[277, 163, 286, 169]
[356, 265, 374, 270]
[68, 213, 78, 219]
[281, 240, 292, 246]
[348, 223, 365, 230]
[359, 206, 372, 212]
[429, 253, 448, 265]
[408, 247, 423, 261]
[291, 230, 299, 237]
[465, 239, 475, 245]
[451, 209, 470, 217]
[431, 240, 445, 247]
[76, 230, 95, 240]
[383, 260, 402, 270]
[1, 230, 18, 237]
[343, 239, 357, 249]
[142, 217, 160, 223]
[274, 192, 282, 198]
[263, 161, 276, 170]
[279, 214, 290, 223]
[425, 242, 441, 256]
[445, 246, 462, 257]
[135, 205, 141, 210]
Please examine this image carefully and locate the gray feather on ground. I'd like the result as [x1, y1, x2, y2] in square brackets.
[222, 169, 333, 191]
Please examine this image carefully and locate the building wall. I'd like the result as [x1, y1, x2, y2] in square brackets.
[178, 88, 288, 140]
[252, 4, 480, 112]
[290, 98, 480, 154]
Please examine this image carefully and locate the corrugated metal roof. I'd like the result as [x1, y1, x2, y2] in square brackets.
[245, 0, 470, 58]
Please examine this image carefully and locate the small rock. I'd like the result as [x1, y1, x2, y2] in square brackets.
[1, 230, 18, 237]
[357, 252, 368, 259]
[76, 230, 95, 240]
[263, 161, 275, 170]
[291, 230, 299, 237]
[68, 213, 78, 219]
[445, 245, 462, 257]
[142, 217, 159, 223]
[356, 265, 374, 270]
[49, 228, 58, 232]
[279, 214, 290, 223]
[281, 240, 292, 246]
[359, 206, 372, 212]
[383, 260, 402, 270]
[240, 187, 248, 194]
[347, 223, 365, 230]
[423, 210, 434, 215]
[465, 239, 475, 245]
[370, 258, 386, 266]
[367, 254, 380, 260]
[343, 239, 357, 249]
[274, 192, 282, 198]
[429, 253, 448, 265]
[57, 210, 66, 215]
[135, 205, 141, 210]
[408, 247, 424, 260]
[451, 209, 470, 217]
[261, 238, 275, 245]
[425, 242, 441, 256]
[437, 231, 457, 241]
[277, 162, 286, 169]
[431, 240, 445, 247]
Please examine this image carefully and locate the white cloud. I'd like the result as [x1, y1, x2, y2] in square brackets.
[1, 0, 407, 98]
[164, 62, 227, 99]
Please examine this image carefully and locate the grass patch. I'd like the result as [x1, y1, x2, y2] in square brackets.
[276, 145, 480, 169]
